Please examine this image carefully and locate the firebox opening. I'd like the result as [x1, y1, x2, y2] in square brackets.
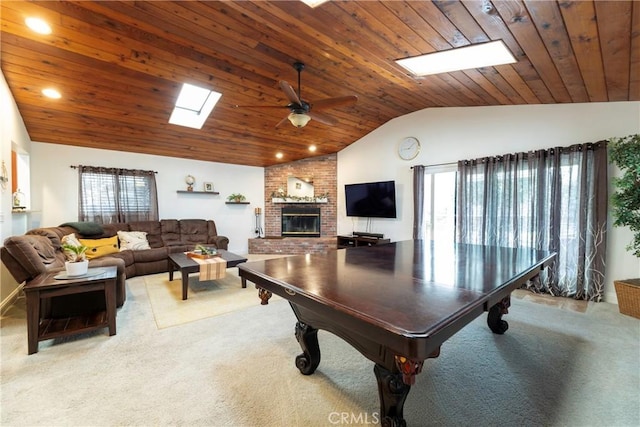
[281, 207, 321, 237]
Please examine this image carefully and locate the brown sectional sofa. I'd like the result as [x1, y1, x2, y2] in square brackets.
[1, 219, 229, 310]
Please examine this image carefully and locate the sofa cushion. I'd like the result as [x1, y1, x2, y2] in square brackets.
[79, 236, 119, 259]
[161, 219, 181, 246]
[2, 235, 61, 279]
[131, 246, 167, 263]
[117, 230, 151, 251]
[26, 228, 63, 250]
[101, 223, 129, 238]
[179, 219, 209, 246]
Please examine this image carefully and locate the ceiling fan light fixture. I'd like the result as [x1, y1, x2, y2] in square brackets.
[288, 112, 311, 128]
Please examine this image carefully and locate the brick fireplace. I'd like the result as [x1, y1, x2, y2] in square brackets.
[249, 154, 337, 255]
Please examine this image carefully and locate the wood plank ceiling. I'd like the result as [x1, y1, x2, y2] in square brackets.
[1, 1, 638, 167]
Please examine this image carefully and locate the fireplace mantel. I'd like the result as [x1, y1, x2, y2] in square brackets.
[271, 197, 328, 204]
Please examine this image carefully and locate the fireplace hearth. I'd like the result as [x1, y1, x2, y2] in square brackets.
[281, 207, 321, 237]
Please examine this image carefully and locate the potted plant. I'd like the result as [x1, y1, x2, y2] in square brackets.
[609, 133, 640, 318]
[62, 242, 89, 276]
[227, 193, 246, 203]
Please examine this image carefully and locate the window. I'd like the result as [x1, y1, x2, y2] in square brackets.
[417, 166, 457, 242]
[78, 166, 158, 224]
[414, 142, 608, 301]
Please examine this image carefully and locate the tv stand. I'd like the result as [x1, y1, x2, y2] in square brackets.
[337, 234, 390, 249]
[352, 231, 384, 239]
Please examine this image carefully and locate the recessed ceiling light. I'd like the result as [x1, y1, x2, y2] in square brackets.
[309, 145, 317, 152]
[25, 17, 52, 35]
[301, 0, 330, 8]
[169, 83, 221, 129]
[275, 152, 283, 159]
[396, 40, 516, 76]
[42, 88, 61, 99]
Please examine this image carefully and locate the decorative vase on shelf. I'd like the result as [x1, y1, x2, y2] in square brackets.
[65, 260, 89, 277]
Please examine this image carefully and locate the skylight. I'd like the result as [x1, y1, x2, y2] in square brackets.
[395, 40, 517, 76]
[169, 83, 221, 129]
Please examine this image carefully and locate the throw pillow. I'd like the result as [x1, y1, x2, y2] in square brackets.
[61, 233, 83, 261]
[61, 233, 82, 247]
[117, 230, 151, 251]
[79, 236, 119, 260]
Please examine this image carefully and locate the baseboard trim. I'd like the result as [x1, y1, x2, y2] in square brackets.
[1, 283, 24, 316]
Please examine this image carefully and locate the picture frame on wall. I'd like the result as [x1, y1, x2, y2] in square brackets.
[204, 182, 214, 192]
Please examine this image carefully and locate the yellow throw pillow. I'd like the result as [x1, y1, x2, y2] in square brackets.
[79, 236, 119, 260]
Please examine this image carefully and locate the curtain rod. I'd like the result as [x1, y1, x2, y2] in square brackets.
[70, 165, 158, 173]
[411, 161, 457, 169]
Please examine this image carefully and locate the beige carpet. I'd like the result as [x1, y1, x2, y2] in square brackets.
[145, 254, 286, 329]
[1, 258, 639, 426]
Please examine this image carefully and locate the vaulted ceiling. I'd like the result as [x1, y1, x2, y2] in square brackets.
[2, 1, 638, 167]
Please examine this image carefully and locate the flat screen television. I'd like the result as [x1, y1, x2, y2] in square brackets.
[345, 180, 397, 218]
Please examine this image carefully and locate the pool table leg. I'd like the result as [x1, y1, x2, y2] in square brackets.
[487, 295, 511, 334]
[294, 321, 321, 375]
[374, 364, 410, 427]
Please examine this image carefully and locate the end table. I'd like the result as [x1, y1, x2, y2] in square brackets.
[23, 266, 117, 354]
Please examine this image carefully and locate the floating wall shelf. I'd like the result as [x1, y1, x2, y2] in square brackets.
[176, 190, 219, 195]
[225, 201, 250, 205]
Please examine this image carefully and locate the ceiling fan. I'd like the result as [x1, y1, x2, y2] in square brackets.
[237, 62, 358, 128]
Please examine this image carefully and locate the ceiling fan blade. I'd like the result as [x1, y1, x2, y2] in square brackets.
[308, 110, 337, 126]
[235, 104, 289, 110]
[311, 95, 358, 111]
[275, 115, 291, 128]
[279, 80, 302, 105]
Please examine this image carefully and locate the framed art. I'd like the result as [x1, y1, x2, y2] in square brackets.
[203, 182, 214, 192]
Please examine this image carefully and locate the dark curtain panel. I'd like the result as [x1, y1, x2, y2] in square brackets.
[413, 165, 426, 240]
[77, 166, 159, 224]
[456, 142, 608, 301]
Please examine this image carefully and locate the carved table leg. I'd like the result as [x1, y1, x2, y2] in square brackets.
[294, 321, 321, 375]
[256, 286, 272, 305]
[487, 295, 511, 334]
[374, 364, 411, 427]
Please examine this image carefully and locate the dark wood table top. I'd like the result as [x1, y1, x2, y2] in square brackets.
[239, 240, 555, 357]
[24, 266, 117, 290]
[169, 250, 248, 269]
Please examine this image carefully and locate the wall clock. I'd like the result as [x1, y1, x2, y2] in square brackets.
[398, 137, 420, 160]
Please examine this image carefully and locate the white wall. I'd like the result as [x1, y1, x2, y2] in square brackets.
[1, 72, 34, 305]
[30, 143, 264, 254]
[0, 73, 32, 242]
[338, 101, 640, 303]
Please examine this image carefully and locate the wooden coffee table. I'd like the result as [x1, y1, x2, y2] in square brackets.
[168, 250, 248, 300]
[23, 266, 117, 355]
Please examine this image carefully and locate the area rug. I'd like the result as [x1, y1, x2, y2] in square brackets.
[144, 258, 284, 329]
